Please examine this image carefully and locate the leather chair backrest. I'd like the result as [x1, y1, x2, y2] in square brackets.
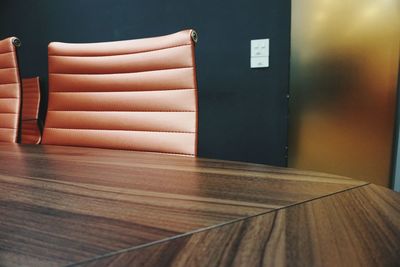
[21, 77, 41, 144]
[0, 37, 21, 143]
[42, 29, 198, 155]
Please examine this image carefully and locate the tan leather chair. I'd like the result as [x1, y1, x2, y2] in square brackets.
[21, 77, 42, 144]
[43, 29, 199, 155]
[0, 37, 22, 143]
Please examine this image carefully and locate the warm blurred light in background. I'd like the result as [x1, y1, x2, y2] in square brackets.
[289, 0, 400, 186]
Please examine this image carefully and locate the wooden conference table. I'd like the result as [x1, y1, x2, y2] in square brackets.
[0, 143, 399, 267]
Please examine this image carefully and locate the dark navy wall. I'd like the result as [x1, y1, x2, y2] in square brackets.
[0, 0, 291, 166]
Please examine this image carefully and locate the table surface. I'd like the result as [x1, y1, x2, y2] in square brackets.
[0, 143, 398, 267]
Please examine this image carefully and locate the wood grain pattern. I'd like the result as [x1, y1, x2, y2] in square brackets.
[76, 184, 400, 267]
[0, 144, 368, 266]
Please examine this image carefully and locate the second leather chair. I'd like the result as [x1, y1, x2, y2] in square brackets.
[42, 29, 199, 155]
[0, 37, 22, 143]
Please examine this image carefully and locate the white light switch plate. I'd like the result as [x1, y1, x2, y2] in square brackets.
[251, 56, 269, 68]
[251, 39, 269, 57]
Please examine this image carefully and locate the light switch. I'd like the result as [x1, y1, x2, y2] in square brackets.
[251, 57, 269, 68]
[251, 38, 269, 69]
[251, 39, 269, 57]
